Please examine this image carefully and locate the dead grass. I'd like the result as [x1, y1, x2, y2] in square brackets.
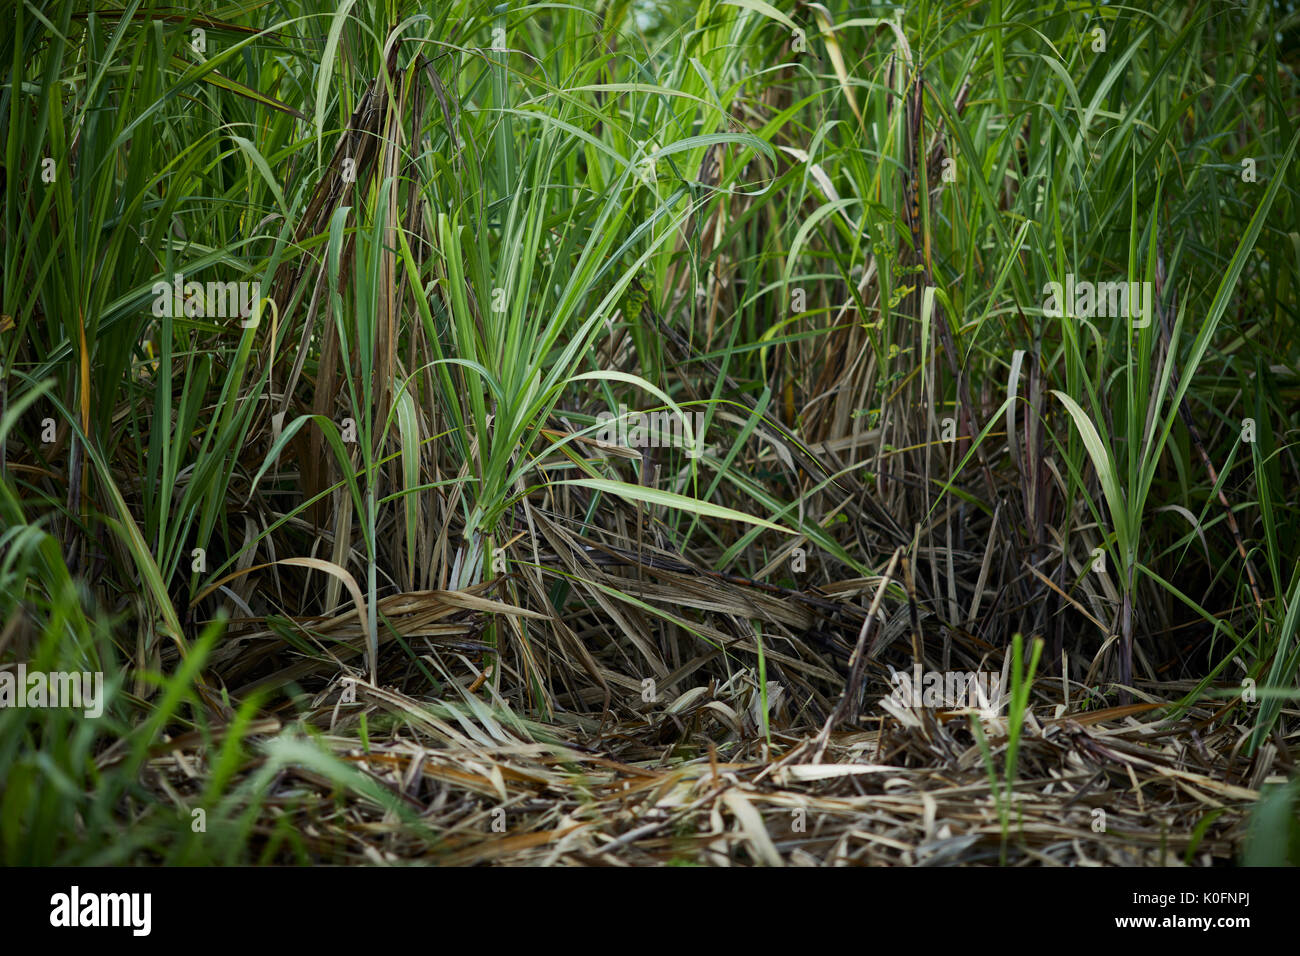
[143, 569, 1287, 866]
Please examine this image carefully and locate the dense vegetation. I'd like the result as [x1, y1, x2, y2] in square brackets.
[2, 0, 1298, 865]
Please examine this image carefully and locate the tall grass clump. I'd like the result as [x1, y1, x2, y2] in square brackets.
[1, 0, 1297, 864]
